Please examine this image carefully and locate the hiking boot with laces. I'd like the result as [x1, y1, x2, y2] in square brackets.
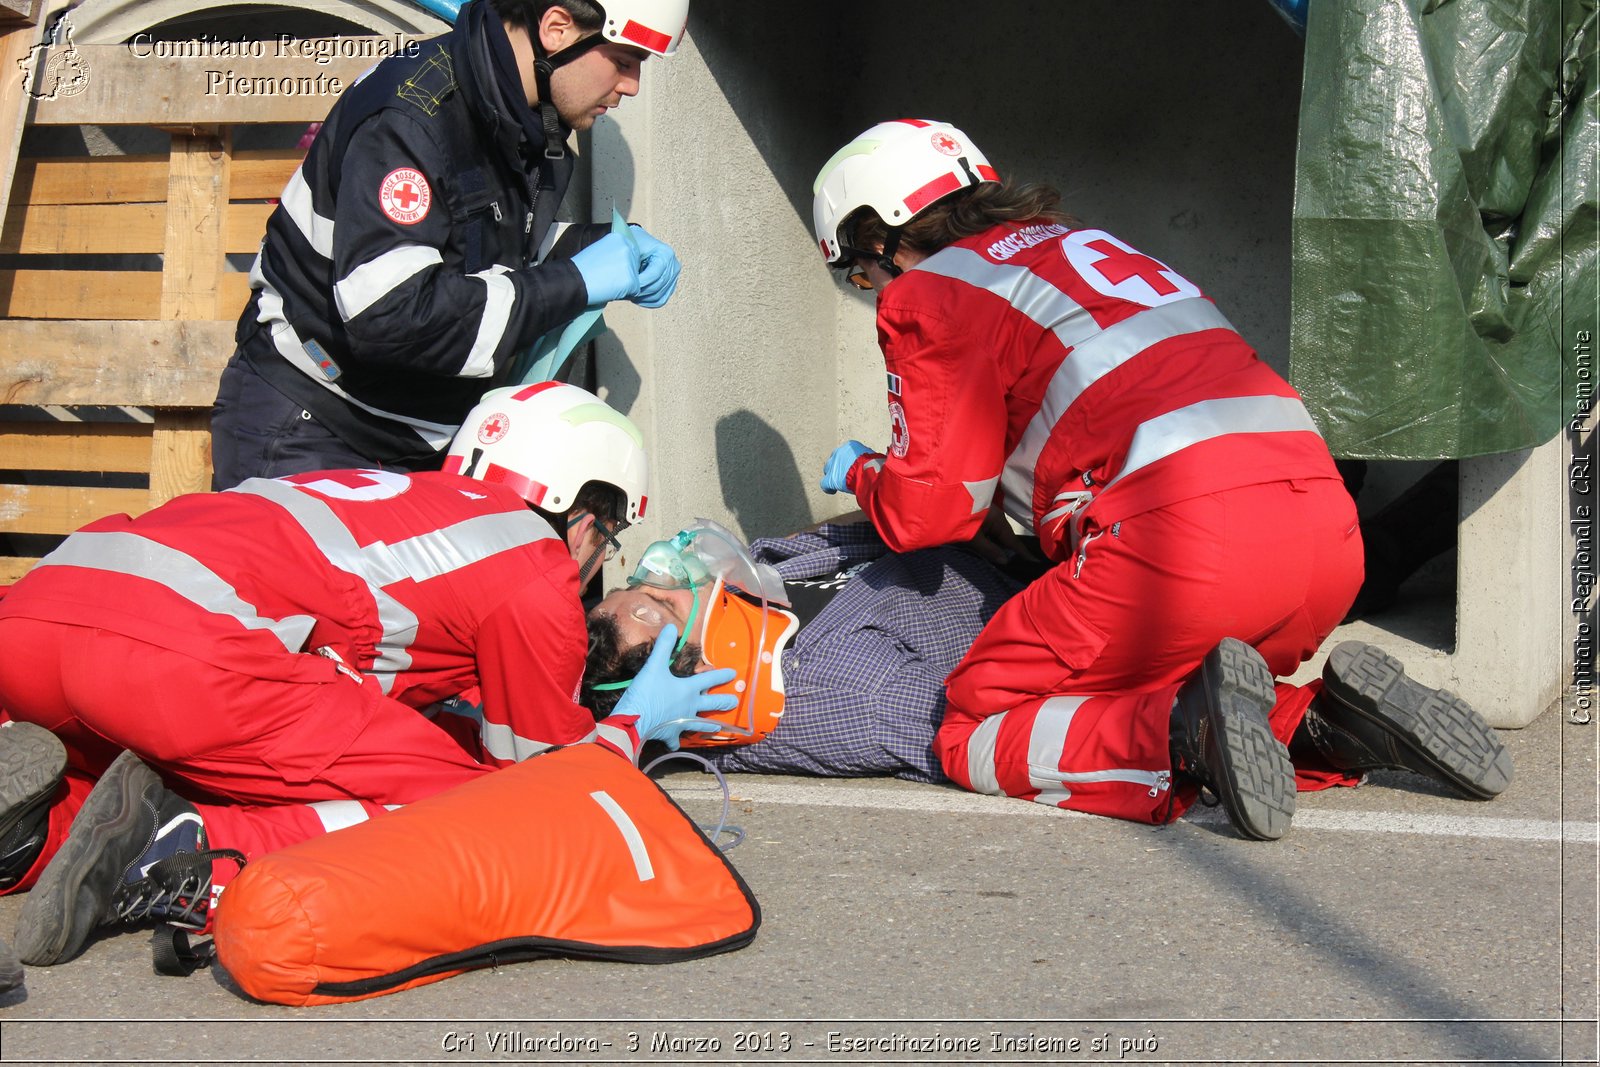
[1169, 638, 1295, 841]
[0, 721, 68, 890]
[1303, 641, 1513, 800]
[14, 750, 239, 966]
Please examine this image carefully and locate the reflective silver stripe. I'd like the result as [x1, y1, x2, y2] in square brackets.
[254, 273, 459, 449]
[1002, 297, 1237, 510]
[1026, 696, 1090, 806]
[433, 697, 556, 764]
[462, 267, 516, 378]
[231, 482, 556, 694]
[595, 721, 635, 763]
[232, 478, 416, 692]
[387, 511, 559, 583]
[914, 246, 1100, 349]
[334, 244, 444, 322]
[35, 532, 316, 652]
[479, 718, 555, 763]
[964, 712, 1006, 796]
[590, 790, 655, 881]
[1030, 766, 1170, 789]
[1054, 299, 1235, 412]
[310, 800, 370, 833]
[1039, 490, 1091, 529]
[963, 475, 1000, 516]
[279, 166, 335, 259]
[1108, 394, 1323, 491]
[534, 221, 571, 265]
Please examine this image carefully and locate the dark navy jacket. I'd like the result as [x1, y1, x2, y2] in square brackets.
[232, 0, 604, 464]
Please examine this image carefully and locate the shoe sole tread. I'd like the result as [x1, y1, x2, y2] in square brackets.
[1325, 642, 1512, 800]
[1209, 639, 1295, 841]
[0, 723, 68, 838]
[13, 752, 159, 966]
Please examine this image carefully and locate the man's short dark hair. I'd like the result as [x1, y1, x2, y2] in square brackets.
[490, 0, 605, 33]
[581, 609, 702, 719]
[571, 479, 625, 526]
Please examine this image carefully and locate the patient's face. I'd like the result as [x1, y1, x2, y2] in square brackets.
[596, 585, 696, 650]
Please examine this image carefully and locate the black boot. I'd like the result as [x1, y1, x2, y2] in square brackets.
[0, 722, 68, 890]
[1170, 638, 1295, 841]
[1302, 641, 1513, 800]
[15, 750, 242, 966]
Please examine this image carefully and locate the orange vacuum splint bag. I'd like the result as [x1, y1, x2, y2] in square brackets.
[212, 744, 759, 1005]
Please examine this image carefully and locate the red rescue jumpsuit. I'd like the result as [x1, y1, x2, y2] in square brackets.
[843, 223, 1364, 824]
[0, 469, 645, 892]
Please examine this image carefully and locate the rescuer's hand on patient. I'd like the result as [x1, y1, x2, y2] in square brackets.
[610, 624, 737, 747]
[629, 226, 681, 308]
[571, 231, 642, 306]
[820, 440, 877, 495]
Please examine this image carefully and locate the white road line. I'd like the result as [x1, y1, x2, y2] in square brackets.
[664, 781, 1597, 844]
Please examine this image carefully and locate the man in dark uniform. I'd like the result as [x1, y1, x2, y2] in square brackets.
[211, 0, 690, 487]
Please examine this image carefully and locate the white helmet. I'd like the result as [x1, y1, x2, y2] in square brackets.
[811, 119, 1000, 266]
[443, 382, 649, 523]
[596, 0, 689, 57]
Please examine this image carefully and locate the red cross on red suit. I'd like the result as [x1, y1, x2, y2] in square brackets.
[1085, 239, 1179, 296]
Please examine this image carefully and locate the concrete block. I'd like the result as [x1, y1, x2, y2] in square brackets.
[1288, 438, 1567, 728]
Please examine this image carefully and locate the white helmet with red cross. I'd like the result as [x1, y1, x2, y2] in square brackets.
[811, 119, 1000, 266]
[444, 382, 649, 523]
[596, 0, 689, 56]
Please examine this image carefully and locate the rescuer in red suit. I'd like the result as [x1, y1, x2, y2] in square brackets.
[0, 383, 733, 966]
[810, 119, 1511, 840]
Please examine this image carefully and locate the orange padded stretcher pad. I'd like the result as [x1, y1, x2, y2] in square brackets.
[213, 744, 759, 1005]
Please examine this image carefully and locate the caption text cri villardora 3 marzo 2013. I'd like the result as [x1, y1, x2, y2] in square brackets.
[125, 32, 422, 98]
[436, 1026, 1165, 1058]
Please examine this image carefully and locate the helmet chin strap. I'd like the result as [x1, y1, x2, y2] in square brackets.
[876, 227, 905, 280]
[530, 29, 607, 160]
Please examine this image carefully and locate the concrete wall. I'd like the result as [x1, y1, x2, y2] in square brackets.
[592, 0, 1307, 555]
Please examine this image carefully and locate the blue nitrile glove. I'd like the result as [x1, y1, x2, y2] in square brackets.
[570, 231, 641, 307]
[629, 225, 682, 308]
[820, 439, 875, 495]
[612, 624, 738, 746]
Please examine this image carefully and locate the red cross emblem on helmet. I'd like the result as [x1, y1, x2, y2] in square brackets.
[930, 132, 963, 156]
[477, 412, 510, 445]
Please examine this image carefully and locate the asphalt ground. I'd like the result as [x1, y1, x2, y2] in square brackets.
[0, 705, 1595, 1067]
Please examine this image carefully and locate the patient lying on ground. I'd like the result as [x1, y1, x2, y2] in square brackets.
[579, 520, 1022, 782]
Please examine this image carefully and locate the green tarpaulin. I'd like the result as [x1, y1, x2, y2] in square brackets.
[1290, 0, 1597, 459]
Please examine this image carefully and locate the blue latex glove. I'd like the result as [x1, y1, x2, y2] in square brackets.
[629, 226, 682, 308]
[611, 624, 738, 747]
[820, 439, 874, 495]
[570, 231, 641, 307]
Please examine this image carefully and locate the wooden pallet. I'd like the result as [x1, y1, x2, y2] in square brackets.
[0, 11, 415, 581]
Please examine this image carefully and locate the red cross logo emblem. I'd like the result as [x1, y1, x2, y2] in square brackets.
[930, 132, 962, 156]
[477, 412, 510, 445]
[1084, 239, 1179, 296]
[380, 167, 431, 225]
[1061, 230, 1200, 306]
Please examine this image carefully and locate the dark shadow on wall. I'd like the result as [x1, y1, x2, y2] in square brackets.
[690, 0, 1304, 231]
[714, 409, 813, 539]
[689, 0, 1306, 367]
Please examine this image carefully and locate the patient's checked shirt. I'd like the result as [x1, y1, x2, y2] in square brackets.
[849, 222, 1338, 560]
[0, 470, 623, 766]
